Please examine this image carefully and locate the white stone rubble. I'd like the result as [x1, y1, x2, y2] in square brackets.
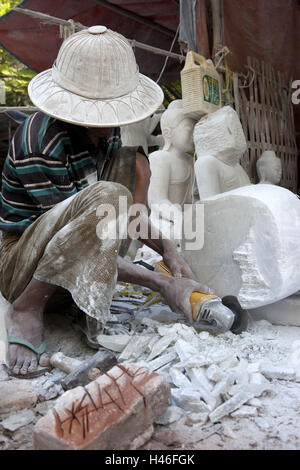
[32, 370, 66, 401]
[105, 316, 300, 425]
[231, 405, 258, 418]
[260, 364, 297, 381]
[155, 406, 183, 425]
[0, 409, 35, 432]
[209, 392, 254, 422]
[184, 412, 209, 426]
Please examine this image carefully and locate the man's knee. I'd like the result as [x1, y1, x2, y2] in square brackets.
[74, 181, 133, 212]
[100, 182, 133, 213]
[110, 182, 133, 204]
[88, 181, 132, 200]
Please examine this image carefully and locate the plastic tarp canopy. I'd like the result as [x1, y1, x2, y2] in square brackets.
[0, 0, 181, 84]
[0, 0, 299, 159]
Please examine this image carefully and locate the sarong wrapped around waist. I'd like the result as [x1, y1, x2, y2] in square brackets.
[0, 181, 133, 324]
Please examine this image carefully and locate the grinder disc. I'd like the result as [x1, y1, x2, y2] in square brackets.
[221, 295, 248, 334]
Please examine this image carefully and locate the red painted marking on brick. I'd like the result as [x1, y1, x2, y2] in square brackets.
[105, 371, 127, 407]
[103, 386, 123, 412]
[84, 386, 98, 411]
[53, 408, 64, 438]
[96, 382, 104, 409]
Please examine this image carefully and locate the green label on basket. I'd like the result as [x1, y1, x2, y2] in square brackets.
[203, 75, 220, 106]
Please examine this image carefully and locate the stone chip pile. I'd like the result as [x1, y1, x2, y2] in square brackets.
[97, 317, 300, 424]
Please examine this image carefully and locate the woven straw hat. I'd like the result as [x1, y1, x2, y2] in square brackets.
[28, 25, 164, 127]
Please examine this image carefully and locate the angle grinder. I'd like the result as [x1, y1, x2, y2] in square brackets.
[155, 261, 248, 335]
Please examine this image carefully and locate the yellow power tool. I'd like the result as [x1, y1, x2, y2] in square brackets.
[155, 261, 248, 335]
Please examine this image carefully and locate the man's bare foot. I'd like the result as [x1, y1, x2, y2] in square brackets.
[6, 304, 49, 375]
[5, 278, 57, 375]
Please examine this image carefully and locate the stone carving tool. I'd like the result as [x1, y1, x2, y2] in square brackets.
[155, 261, 248, 334]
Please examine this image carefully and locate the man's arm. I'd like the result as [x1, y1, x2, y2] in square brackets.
[133, 151, 151, 205]
[117, 255, 211, 323]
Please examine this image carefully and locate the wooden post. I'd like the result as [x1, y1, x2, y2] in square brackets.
[211, 0, 224, 51]
[211, 0, 225, 100]
[195, 0, 210, 58]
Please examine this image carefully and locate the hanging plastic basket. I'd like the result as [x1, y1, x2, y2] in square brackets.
[181, 51, 221, 118]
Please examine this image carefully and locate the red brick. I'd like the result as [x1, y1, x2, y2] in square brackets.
[34, 364, 170, 450]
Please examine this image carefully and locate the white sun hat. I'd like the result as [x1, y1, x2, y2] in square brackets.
[28, 25, 164, 127]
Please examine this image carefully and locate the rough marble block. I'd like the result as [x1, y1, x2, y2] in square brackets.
[182, 184, 300, 309]
[251, 293, 300, 327]
[193, 106, 247, 159]
[194, 108, 250, 198]
[34, 364, 170, 450]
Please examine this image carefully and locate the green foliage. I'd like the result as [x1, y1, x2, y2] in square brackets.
[0, 0, 20, 17]
[162, 80, 182, 107]
[0, 0, 36, 106]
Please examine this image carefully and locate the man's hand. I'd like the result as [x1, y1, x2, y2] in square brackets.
[161, 240, 197, 280]
[159, 275, 212, 323]
[117, 255, 212, 324]
[160, 241, 214, 322]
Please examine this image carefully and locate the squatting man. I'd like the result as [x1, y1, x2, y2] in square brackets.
[0, 26, 211, 377]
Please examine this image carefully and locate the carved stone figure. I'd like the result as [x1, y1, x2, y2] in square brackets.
[193, 106, 251, 199]
[135, 100, 197, 264]
[120, 112, 164, 155]
[148, 100, 197, 225]
[256, 150, 282, 185]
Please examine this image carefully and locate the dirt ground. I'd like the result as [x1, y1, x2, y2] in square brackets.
[1, 297, 300, 451]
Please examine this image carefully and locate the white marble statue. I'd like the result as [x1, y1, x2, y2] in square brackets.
[134, 100, 197, 265]
[135, 104, 299, 311]
[256, 150, 282, 185]
[134, 103, 300, 314]
[148, 100, 197, 219]
[182, 184, 300, 309]
[120, 112, 164, 155]
[148, 99, 200, 249]
[193, 106, 251, 199]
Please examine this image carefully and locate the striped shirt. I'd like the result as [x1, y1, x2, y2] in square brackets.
[0, 112, 121, 234]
